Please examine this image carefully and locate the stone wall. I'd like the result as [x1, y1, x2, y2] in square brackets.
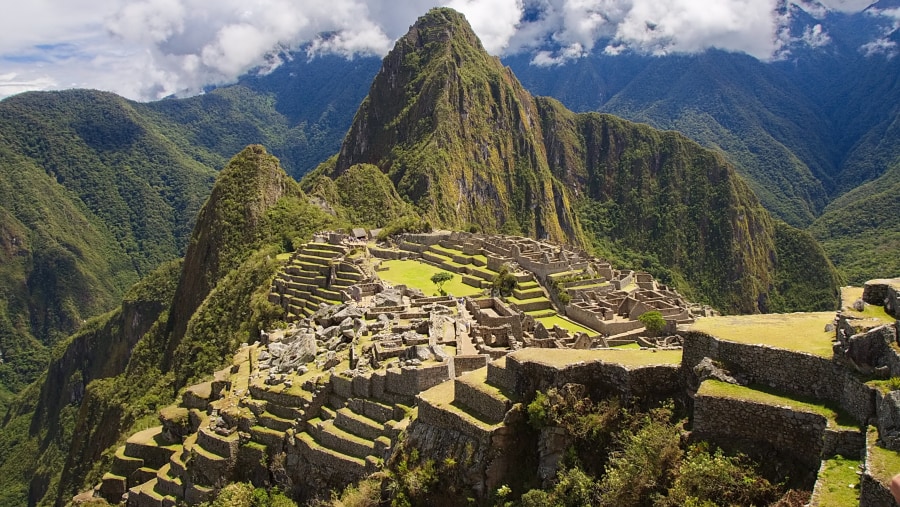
[863, 279, 900, 320]
[693, 394, 827, 468]
[385, 363, 451, 397]
[505, 353, 681, 403]
[683, 332, 842, 400]
[453, 355, 489, 377]
[454, 381, 510, 424]
[861, 429, 900, 507]
[565, 304, 643, 335]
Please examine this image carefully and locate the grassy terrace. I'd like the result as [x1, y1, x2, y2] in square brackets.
[698, 380, 857, 429]
[510, 347, 682, 368]
[687, 312, 836, 358]
[376, 259, 483, 297]
[813, 456, 861, 506]
[535, 315, 596, 336]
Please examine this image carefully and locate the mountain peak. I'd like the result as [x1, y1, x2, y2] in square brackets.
[331, 8, 581, 242]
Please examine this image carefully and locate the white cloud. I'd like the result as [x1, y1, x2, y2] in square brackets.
[861, 7, 900, 57]
[0, 0, 880, 101]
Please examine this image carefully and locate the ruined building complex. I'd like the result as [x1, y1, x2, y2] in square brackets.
[87, 232, 900, 507]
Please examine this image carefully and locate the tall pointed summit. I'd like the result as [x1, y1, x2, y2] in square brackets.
[332, 7, 582, 242]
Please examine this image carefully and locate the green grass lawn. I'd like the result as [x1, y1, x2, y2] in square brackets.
[376, 260, 483, 297]
[688, 312, 836, 357]
[813, 456, 861, 506]
[698, 380, 858, 429]
[536, 315, 597, 335]
[867, 427, 900, 485]
[511, 347, 682, 368]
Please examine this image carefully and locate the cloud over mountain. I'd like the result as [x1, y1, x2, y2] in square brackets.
[0, 0, 883, 100]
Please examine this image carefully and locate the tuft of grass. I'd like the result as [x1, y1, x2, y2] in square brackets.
[688, 312, 837, 357]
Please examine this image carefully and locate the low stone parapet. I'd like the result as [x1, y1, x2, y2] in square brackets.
[453, 355, 488, 377]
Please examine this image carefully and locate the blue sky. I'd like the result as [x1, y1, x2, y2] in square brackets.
[0, 0, 887, 101]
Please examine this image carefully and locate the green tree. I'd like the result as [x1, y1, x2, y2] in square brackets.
[492, 266, 518, 297]
[430, 271, 453, 296]
[638, 311, 667, 336]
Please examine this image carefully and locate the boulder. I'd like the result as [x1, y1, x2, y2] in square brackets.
[269, 333, 317, 373]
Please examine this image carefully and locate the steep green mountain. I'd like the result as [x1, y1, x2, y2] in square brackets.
[0, 91, 213, 412]
[0, 77, 365, 410]
[503, 4, 900, 283]
[324, 8, 583, 243]
[309, 7, 839, 314]
[0, 145, 339, 506]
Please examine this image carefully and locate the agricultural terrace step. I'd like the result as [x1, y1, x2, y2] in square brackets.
[486, 356, 515, 392]
[513, 287, 545, 299]
[196, 427, 239, 458]
[99, 473, 127, 503]
[335, 407, 384, 440]
[190, 443, 231, 487]
[124, 426, 179, 470]
[259, 411, 296, 432]
[265, 402, 303, 421]
[454, 367, 514, 424]
[168, 433, 196, 478]
[296, 431, 367, 474]
[248, 384, 312, 407]
[468, 266, 499, 281]
[302, 243, 347, 255]
[417, 379, 503, 441]
[347, 398, 396, 423]
[316, 287, 343, 301]
[128, 478, 166, 507]
[250, 425, 286, 449]
[111, 445, 144, 478]
[295, 254, 334, 266]
[183, 482, 215, 505]
[155, 464, 184, 499]
[319, 405, 337, 421]
[507, 296, 552, 312]
[292, 262, 331, 276]
[308, 418, 376, 459]
[331, 279, 356, 289]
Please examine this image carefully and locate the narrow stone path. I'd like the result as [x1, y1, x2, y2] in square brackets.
[456, 302, 478, 355]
